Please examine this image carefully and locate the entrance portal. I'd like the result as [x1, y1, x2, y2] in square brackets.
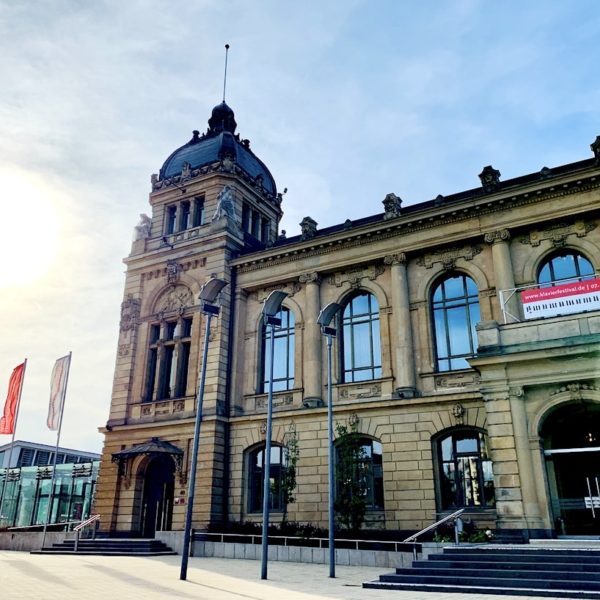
[141, 455, 175, 537]
[542, 402, 600, 535]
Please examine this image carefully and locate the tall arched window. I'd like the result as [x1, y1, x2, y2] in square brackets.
[260, 307, 295, 392]
[340, 292, 382, 382]
[434, 428, 495, 510]
[432, 274, 480, 371]
[247, 444, 287, 513]
[538, 251, 594, 286]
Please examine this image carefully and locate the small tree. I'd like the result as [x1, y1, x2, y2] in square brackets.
[280, 428, 299, 524]
[334, 420, 368, 533]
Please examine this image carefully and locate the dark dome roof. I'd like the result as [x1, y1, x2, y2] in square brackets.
[158, 102, 276, 195]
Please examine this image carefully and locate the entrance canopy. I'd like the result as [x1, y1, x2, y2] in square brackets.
[111, 437, 184, 474]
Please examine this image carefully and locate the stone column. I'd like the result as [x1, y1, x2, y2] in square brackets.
[384, 253, 416, 397]
[299, 272, 323, 405]
[484, 229, 518, 322]
[508, 386, 545, 534]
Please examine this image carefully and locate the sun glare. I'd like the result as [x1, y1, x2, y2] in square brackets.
[0, 167, 61, 288]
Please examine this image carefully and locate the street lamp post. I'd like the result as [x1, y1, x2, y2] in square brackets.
[180, 277, 228, 581]
[317, 302, 342, 579]
[260, 290, 288, 580]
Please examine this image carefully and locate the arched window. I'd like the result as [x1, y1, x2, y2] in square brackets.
[247, 444, 287, 513]
[432, 274, 480, 371]
[340, 292, 382, 382]
[434, 428, 495, 510]
[260, 307, 295, 392]
[335, 435, 384, 514]
[538, 251, 594, 286]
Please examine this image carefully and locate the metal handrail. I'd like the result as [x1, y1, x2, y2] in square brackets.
[403, 508, 464, 543]
[74, 514, 100, 551]
[73, 514, 100, 532]
[403, 508, 465, 559]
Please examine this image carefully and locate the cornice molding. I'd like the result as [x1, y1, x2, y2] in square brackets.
[234, 176, 600, 274]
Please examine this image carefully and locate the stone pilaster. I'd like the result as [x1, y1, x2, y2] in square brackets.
[299, 272, 322, 404]
[508, 386, 545, 532]
[384, 253, 416, 397]
[484, 229, 519, 322]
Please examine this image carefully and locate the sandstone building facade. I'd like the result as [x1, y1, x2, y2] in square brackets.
[94, 100, 600, 540]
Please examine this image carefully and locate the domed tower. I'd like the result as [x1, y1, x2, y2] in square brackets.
[95, 102, 281, 536]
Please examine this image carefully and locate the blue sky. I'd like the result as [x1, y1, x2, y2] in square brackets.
[1, 0, 599, 453]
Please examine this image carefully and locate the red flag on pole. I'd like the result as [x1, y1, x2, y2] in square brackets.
[47, 354, 71, 431]
[0, 363, 25, 435]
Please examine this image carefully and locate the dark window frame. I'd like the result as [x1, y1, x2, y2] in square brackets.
[537, 250, 595, 286]
[247, 444, 287, 513]
[334, 436, 384, 511]
[433, 427, 495, 511]
[259, 307, 295, 393]
[339, 292, 382, 383]
[431, 273, 480, 372]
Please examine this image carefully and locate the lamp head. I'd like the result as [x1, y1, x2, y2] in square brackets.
[199, 278, 228, 315]
[317, 302, 342, 335]
[262, 290, 288, 319]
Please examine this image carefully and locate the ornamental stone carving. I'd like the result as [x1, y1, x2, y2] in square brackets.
[484, 229, 511, 244]
[417, 245, 482, 270]
[166, 260, 182, 284]
[519, 220, 596, 247]
[212, 185, 237, 223]
[328, 265, 385, 289]
[256, 395, 293, 409]
[299, 272, 321, 285]
[479, 165, 501, 193]
[382, 193, 402, 220]
[253, 281, 301, 303]
[300, 216, 318, 240]
[339, 383, 381, 400]
[451, 403, 465, 424]
[384, 253, 407, 266]
[551, 382, 600, 396]
[591, 135, 600, 163]
[120, 294, 141, 332]
[155, 285, 193, 314]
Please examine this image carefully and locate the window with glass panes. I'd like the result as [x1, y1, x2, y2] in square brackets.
[436, 429, 495, 510]
[432, 274, 480, 371]
[247, 445, 287, 512]
[260, 307, 295, 392]
[145, 317, 193, 401]
[538, 251, 594, 286]
[335, 437, 384, 510]
[340, 292, 382, 382]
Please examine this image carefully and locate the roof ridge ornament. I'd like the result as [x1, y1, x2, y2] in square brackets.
[479, 165, 501, 193]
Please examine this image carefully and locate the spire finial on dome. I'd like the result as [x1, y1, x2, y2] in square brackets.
[222, 44, 230, 103]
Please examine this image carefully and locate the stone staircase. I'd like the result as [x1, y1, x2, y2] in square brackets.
[31, 538, 177, 556]
[363, 544, 600, 598]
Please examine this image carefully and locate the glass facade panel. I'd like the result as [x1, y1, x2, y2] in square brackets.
[0, 462, 99, 528]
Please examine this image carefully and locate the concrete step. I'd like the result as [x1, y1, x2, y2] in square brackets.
[363, 580, 600, 598]
[404, 566, 600, 581]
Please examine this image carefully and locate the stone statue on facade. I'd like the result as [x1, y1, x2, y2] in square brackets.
[212, 185, 236, 222]
[133, 214, 152, 240]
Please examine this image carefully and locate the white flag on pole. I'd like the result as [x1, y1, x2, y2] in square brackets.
[47, 354, 71, 431]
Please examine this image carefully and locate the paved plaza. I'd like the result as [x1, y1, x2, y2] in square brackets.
[0, 551, 550, 600]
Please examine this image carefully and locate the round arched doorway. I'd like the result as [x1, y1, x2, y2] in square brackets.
[141, 454, 175, 537]
[542, 401, 600, 535]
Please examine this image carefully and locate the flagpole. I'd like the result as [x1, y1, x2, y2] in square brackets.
[0, 359, 27, 528]
[42, 352, 71, 550]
